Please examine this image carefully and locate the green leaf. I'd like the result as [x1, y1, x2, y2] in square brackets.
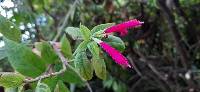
[5, 87, 18, 92]
[87, 42, 100, 57]
[92, 58, 107, 80]
[80, 25, 91, 41]
[24, 89, 34, 92]
[41, 41, 59, 64]
[42, 76, 58, 91]
[18, 84, 24, 92]
[54, 80, 70, 92]
[55, 63, 82, 83]
[34, 42, 43, 51]
[43, 0, 52, 10]
[0, 73, 25, 88]
[103, 35, 125, 51]
[91, 23, 115, 34]
[0, 16, 21, 42]
[103, 78, 114, 88]
[35, 83, 51, 92]
[0, 47, 7, 60]
[65, 27, 82, 40]
[4, 38, 46, 77]
[112, 81, 118, 92]
[59, 68, 82, 83]
[60, 36, 73, 59]
[74, 52, 93, 80]
[73, 41, 89, 56]
[87, 42, 107, 80]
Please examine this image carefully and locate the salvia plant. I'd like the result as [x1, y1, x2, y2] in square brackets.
[0, 15, 142, 91]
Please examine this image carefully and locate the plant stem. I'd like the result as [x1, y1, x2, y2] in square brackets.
[24, 42, 93, 92]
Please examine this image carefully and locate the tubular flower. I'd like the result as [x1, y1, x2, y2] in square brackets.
[92, 38, 131, 68]
[104, 19, 143, 36]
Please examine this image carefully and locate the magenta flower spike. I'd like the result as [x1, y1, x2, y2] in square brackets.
[92, 38, 131, 68]
[104, 19, 143, 36]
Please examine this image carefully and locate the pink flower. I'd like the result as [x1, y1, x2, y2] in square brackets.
[104, 19, 143, 36]
[92, 38, 131, 68]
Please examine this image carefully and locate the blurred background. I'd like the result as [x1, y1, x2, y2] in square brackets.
[0, 0, 200, 92]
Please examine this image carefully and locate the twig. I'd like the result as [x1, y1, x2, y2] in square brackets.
[53, 0, 79, 41]
[134, 49, 166, 80]
[52, 42, 93, 92]
[24, 42, 67, 83]
[173, 0, 198, 44]
[24, 42, 93, 92]
[127, 54, 142, 76]
[157, 0, 189, 69]
[129, 77, 144, 92]
[133, 48, 172, 91]
[24, 58, 66, 83]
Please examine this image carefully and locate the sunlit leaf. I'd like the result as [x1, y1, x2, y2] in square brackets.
[60, 36, 73, 59]
[0, 72, 25, 88]
[91, 23, 115, 34]
[74, 51, 93, 80]
[87, 42, 106, 80]
[4, 38, 46, 77]
[65, 27, 82, 40]
[41, 41, 59, 64]
[80, 25, 91, 41]
[0, 47, 6, 60]
[42, 76, 58, 91]
[103, 35, 125, 51]
[54, 80, 70, 92]
[73, 41, 89, 56]
[35, 83, 51, 92]
[55, 63, 82, 83]
[0, 16, 21, 42]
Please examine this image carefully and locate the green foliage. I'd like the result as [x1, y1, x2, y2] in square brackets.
[35, 82, 51, 92]
[0, 16, 21, 42]
[180, 0, 200, 6]
[147, 0, 158, 8]
[4, 38, 46, 77]
[59, 68, 82, 83]
[87, 42, 100, 57]
[60, 36, 73, 59]
[54, 80, 70, 92]
[74, 52, 93, 80]
[41, 41, 59, 64]
[0, 73, 25, 88]
[55, 63, 82, 83]
[34, 42, 43, 51]
[103, 78, 114, 88]
[73, 41, 90, 56]
[87, 42, 107, 80]
[5, 87, 18, 92]
[91, 23, 115, 34]
[103, 35, 125, 51]
[3, 0, 200, 92]
[0, 47, 6, 60]
[92, 58, 107, 80]
[80, 25, 91, 41]
[112, 81, 127, 92]
[42, 76, 58, 91]
[18, 85, 24, 92]
[103, 77, 127, 92]
[65, 27, 82, 40]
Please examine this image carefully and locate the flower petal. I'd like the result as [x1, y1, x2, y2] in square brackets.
[99, 42, 131, 68]
[104, 19, 143, 36]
